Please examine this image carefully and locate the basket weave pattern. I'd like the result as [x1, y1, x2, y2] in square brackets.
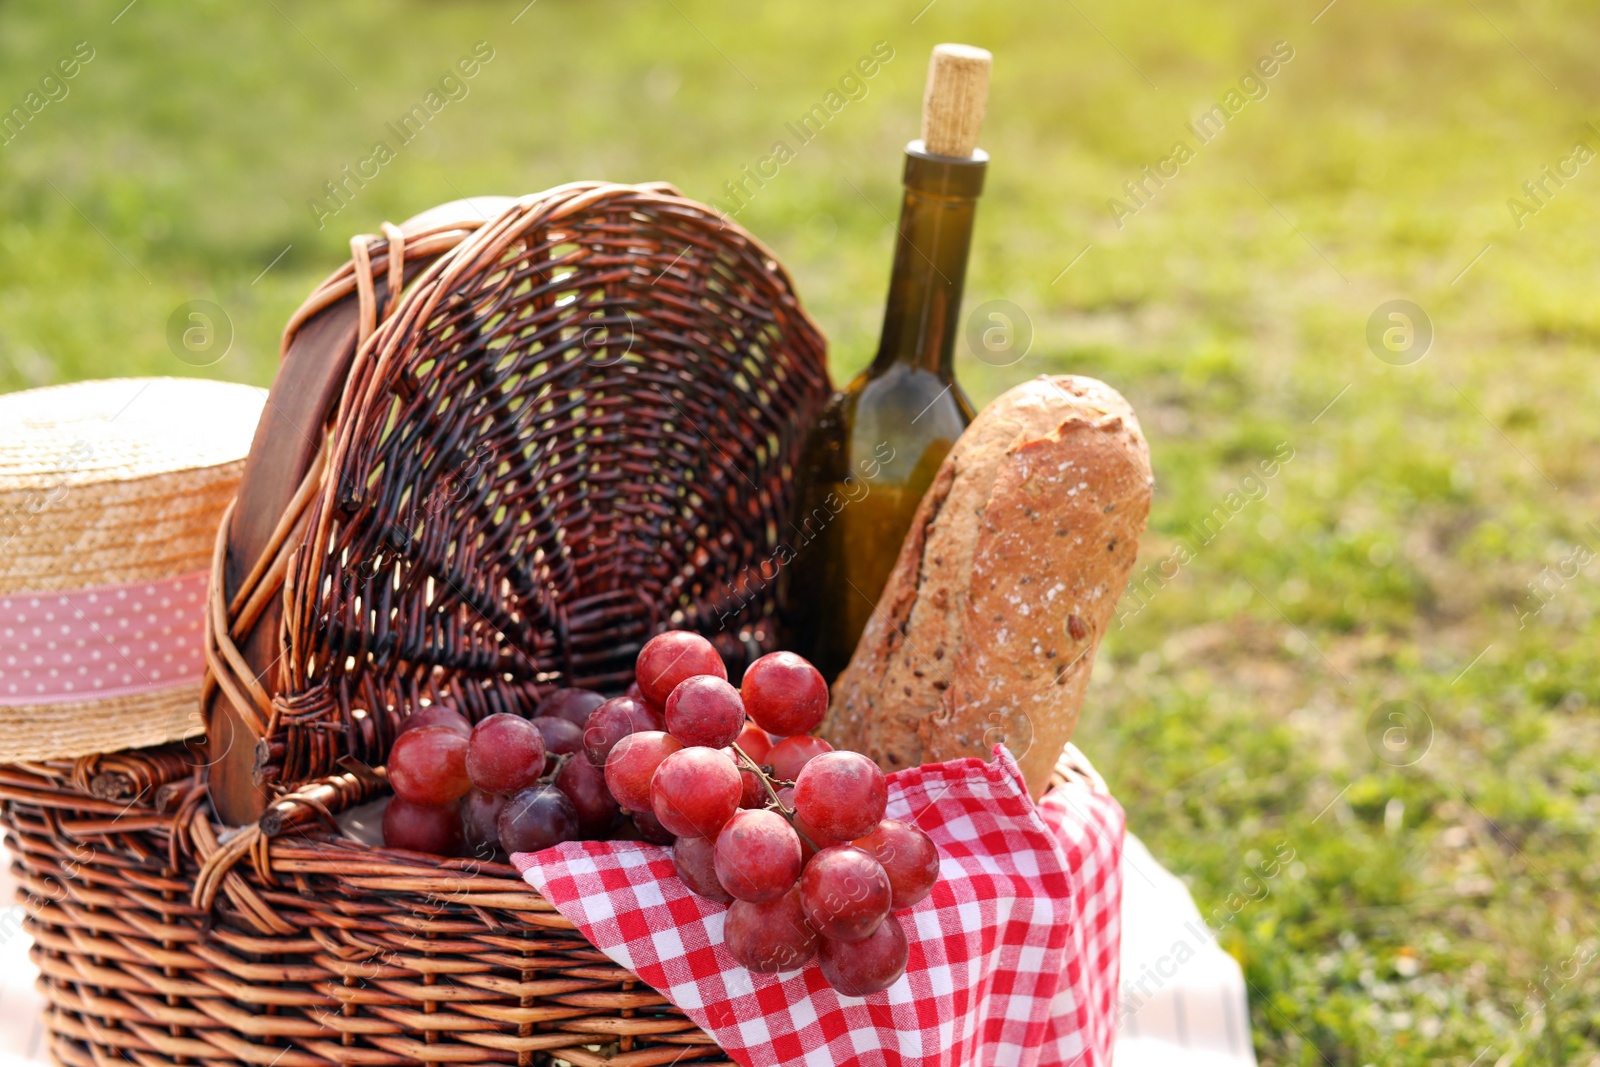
[1, 754, 730, 1067]
[211, 183, 829, 794]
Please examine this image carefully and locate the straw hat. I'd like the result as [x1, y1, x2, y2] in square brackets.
[0, 377, 264, 762]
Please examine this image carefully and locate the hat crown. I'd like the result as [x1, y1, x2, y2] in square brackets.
[0, 377, 264, 490]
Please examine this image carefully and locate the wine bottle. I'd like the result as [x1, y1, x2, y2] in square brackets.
[782, 44, 991, 681]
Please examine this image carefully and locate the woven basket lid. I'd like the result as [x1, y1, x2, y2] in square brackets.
[0, 377, 264, 762]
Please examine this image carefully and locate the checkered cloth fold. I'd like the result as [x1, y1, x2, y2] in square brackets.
[512, 745, 1123, 1067]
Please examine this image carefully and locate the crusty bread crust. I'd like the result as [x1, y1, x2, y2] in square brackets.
[821, 375, 1152, 797]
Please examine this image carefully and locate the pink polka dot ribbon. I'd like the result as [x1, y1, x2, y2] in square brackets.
[0, 571, 208, 706]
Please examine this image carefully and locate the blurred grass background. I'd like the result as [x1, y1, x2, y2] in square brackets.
[3, 0, 1599, 1062]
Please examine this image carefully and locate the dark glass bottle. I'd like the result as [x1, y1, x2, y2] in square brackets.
[781, 144, 986, 680]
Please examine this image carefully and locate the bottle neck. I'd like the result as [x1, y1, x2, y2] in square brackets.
[869, 142, 987, 379]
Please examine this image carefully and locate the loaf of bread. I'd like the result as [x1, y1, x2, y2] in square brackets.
[820, 375, 1152, 798]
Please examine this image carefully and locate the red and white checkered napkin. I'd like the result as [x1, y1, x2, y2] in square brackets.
[512, 746, 1124, 1067]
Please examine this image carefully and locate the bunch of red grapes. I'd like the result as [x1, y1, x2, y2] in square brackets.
[381, 632, 939, 997]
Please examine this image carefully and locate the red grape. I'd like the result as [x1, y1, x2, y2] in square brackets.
[734, 720, 773, 765]
[631, 808, 676, 844]
[582, 696, 657, 767]
[460, 789, 507, 856]
[388, 725, 472, 805]
[768, 734, 833, 782]
[714, 809, 802, 903]
[497, 784, 581, 853]
[741, 651, 829, 737]
[624, 679, 658, 712]
[536, 687, 606, 728]
[731, 758, 765, 809]
[605, 731, 683, 813]
[793, 809, 840, 857]
[819, 912, 909, 996]
[399, 705, 472, 737]
[383, 797, 463, 856]
[466, 714, 547, 796]
[664, 675, 746, 749]
[651, 746, 741, 839]
[794, 751, 887, 841]
[635, 630, 726, 707]
[799, 845, 892, 942]
[555, 753, 622, 838]
[725, 887, 819, 973]
[531, 715, 584, 772]
[853, 819, 940, 910]
[672, 835, 732, 903]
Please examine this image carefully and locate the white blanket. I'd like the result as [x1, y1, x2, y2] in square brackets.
[1115, 833, 1258, 1066]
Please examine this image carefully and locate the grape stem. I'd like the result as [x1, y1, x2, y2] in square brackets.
[538, 751, 573, 785]
[729, 741, 824, 853]
[730, 742, 792, 815]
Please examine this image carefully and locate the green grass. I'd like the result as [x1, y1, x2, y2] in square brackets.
[4, 0, 1599, 1062]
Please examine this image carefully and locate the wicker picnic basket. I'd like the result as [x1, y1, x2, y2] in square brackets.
[1, 183, 833, 1067]
[0, 184, 1086, 1067]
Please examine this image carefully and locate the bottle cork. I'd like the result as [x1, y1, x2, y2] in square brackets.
[920, 43, 991, 158]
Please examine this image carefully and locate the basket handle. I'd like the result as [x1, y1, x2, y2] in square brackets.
[189, 763, 386, 920]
